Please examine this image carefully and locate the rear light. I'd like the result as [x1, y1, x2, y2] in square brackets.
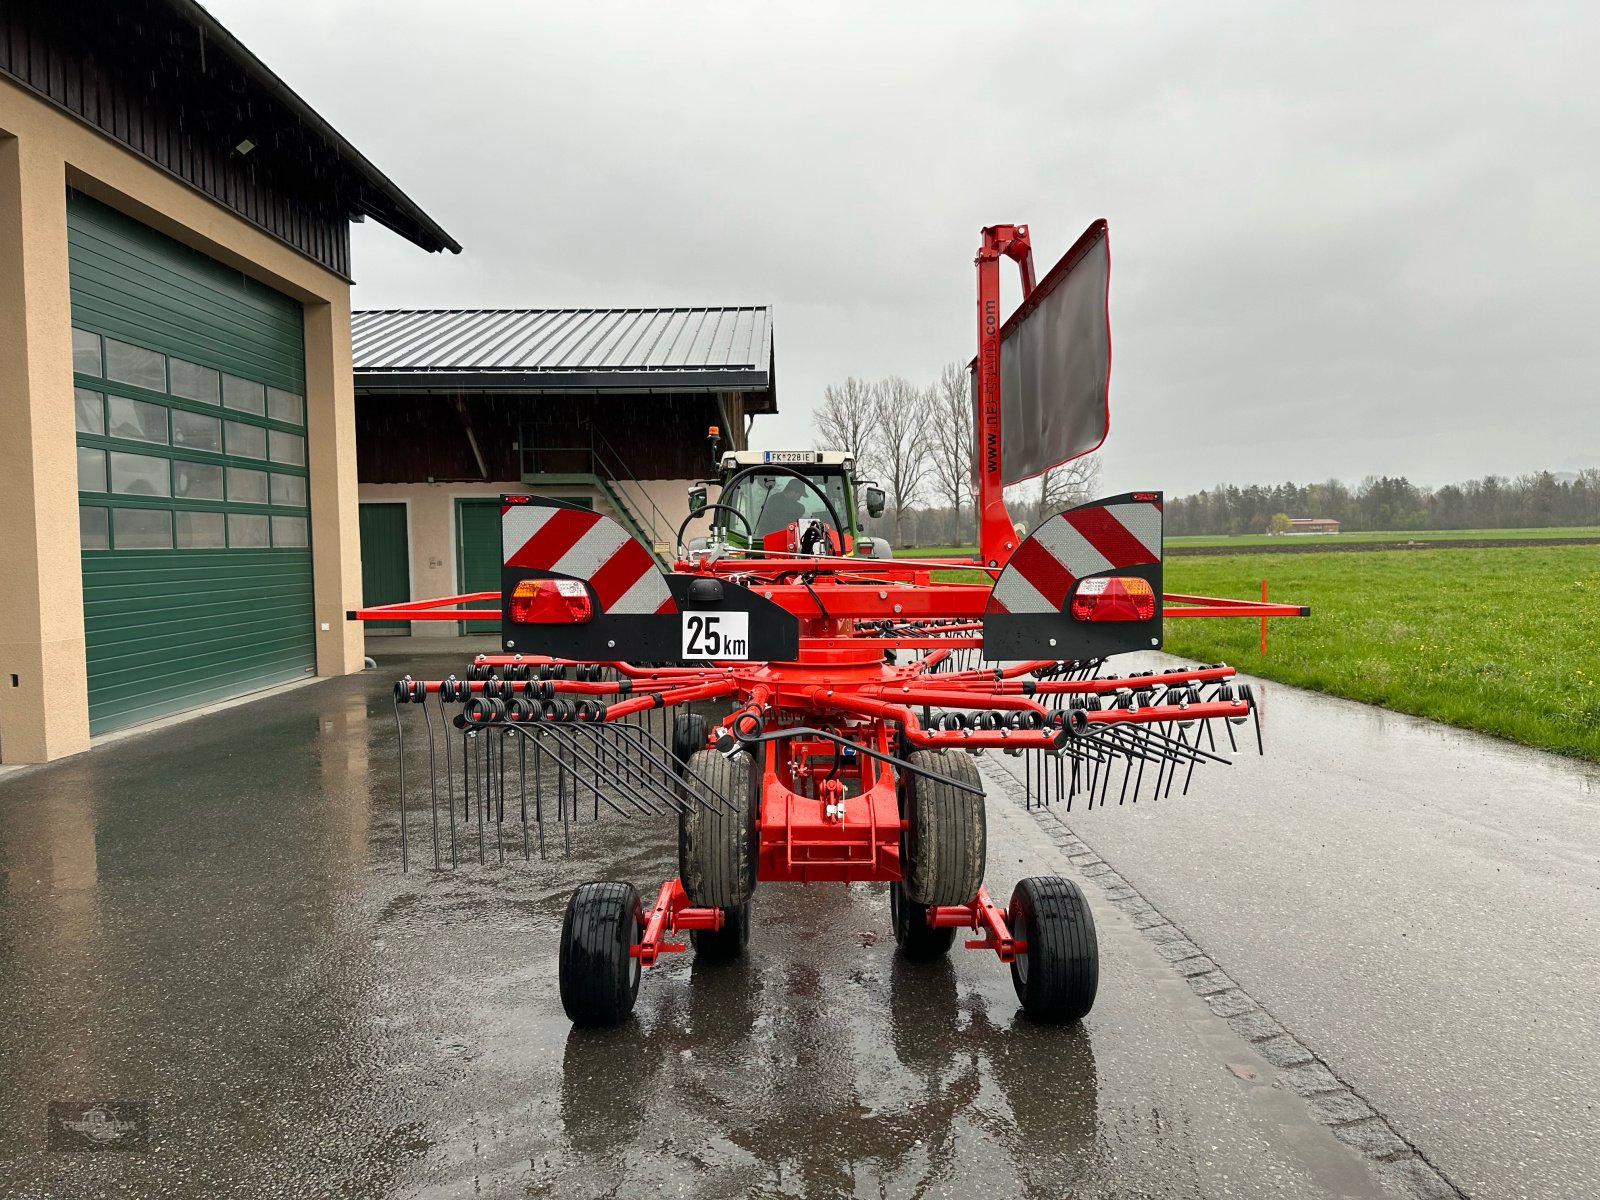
[1070, 576, 1155, 622]
[509, 578, 593, 624]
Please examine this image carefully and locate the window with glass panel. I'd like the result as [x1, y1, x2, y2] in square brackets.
[270, 473, 308, 507]
[107, 396, 168, 444]
[72, 328, 103, 377]
[77, 447, 106, 493]
[113, 508, 172, 550]
[222, 375, 266, 414]
[170, 359, 220, 405]
[228, 513, 270, 548]
[267, 387, 305, 425]
[175, 511, 227, 549]
[226, 421, 267, 459]
[109, 451, 170, 497]
[171, 409, 222, 453]
[80, 506, 110, 550]
[268, 429, 305, 466]
[75, 389, 105, 436]
[227, 467, 268, 504]
[271, 516, 309, 548]
[173, 461, 224, 501]
[105, 340, 166, 392]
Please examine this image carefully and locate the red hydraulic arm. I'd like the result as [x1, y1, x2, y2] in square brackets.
[975, 223, 1036, 569]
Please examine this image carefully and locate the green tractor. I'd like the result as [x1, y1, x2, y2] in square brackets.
[686, 450, 891, 560]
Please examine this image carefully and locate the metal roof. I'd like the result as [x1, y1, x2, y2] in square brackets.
[351, 307, 776, 410]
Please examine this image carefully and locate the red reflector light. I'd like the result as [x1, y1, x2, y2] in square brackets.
[1070, 576, 1155, 622]
[509, 578, 593, 624]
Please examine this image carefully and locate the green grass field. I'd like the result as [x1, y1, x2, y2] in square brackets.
[1166, 526, 1600, 548]
[1161, 546, 1600, 760]
[900, 527, 1600, 556]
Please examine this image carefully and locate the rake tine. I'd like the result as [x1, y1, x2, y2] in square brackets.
[605, 720, 736, 813]
[473, 731, 486, 866]
[533, 730, 547, 859]
[496, 731, 506, 864]
[438, 697, 458, 868]
[393, 697, 409, 872]
[421, 697, 441, 870]
[526, 726, 639, 820]
[519, 732, 530, 862]
[558, 735, 571, 854]
[558, 726, 678, 816]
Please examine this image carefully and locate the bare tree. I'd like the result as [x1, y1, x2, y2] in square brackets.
[871, 375, 932, 545]
[812, 376, 878, 468]
[927, 360, 974, 545]
[1032, 455, 1102, 524]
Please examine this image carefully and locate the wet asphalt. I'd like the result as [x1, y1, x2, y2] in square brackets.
[993, 653, 1600, 1200]
[0, 641, 1584, 1198]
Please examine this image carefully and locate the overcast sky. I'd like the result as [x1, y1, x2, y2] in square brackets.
[212, 0, 1597, 497]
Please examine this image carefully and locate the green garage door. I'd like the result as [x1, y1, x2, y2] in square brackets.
[455, 498, 503, 635]
[68, 191, 315, 734]
[359, 503, 411, 633]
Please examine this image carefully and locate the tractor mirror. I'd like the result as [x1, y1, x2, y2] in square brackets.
[865, 486, 886, 518]
[688, 486, 707, 514]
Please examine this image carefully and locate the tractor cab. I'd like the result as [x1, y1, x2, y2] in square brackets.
[688, 450, 891, 559]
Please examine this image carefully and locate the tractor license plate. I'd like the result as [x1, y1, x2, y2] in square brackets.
[681, 611, 750, 660]
[764, 451, 815, 463]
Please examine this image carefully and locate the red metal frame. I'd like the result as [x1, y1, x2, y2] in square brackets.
[632, 878, 725, 967]
[360, 220, 1310, 975]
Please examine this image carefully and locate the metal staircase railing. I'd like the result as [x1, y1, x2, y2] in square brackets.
[519, 428, 677, 565]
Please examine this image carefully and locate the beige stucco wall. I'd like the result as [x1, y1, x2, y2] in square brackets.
[0, 77, 366, 762]
[357, 477, 701, 636]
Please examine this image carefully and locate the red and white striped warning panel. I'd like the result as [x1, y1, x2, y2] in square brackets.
[986, 495, 1162, 614]
[502, 500, 676, 615]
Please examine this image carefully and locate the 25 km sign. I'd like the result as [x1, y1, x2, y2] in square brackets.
[681, 611, 750, 660]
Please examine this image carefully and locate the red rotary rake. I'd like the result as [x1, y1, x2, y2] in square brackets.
[355, 220, 1306, 1027]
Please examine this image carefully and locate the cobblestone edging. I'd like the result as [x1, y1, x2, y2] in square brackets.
[979, 760, 1467, 1200]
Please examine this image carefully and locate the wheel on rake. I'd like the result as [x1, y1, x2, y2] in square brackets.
[889, 879, 957, 960]
[672, 712, 708, 767]
[559, 881, 644, 1028]
[678, 748, 759, 909]
[1008, 876, 1098, 1023]
[690, 899, 751, 959]
[901, 750, 985, 906]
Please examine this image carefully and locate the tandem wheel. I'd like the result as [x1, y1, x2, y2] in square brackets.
[1008, 876, 1098, 1023]
[690, 899, 751, 960]
[559, 881, 643, 1028]
[678, 747, 759, 910]
[889, 879, 957, 960]
[900, 750, 986, 906]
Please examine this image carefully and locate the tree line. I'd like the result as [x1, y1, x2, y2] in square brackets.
[1166, 471, 1600, 536]
[813, 363, 1099, 547]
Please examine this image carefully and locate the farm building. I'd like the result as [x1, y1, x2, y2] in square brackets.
[1290, 518, 1341, 534]
[351, 307, 777, 636]
[0, 0, 456, 761]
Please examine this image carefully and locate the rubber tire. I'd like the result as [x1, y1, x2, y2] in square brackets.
[672, 712, 708, 770]
[559, 881, 644, 1027]
[890, 880, 957, 960]
[1008, 876, 1098, 1023]
[678, 748, 758, 909]
[689, 900, 751, 959]
[901, 750, 985, 906]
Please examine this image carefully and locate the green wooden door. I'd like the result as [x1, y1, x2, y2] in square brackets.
[455, 499, 503, 635]
[359, 503, 411, 633]
[69, 191, 315, 734]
